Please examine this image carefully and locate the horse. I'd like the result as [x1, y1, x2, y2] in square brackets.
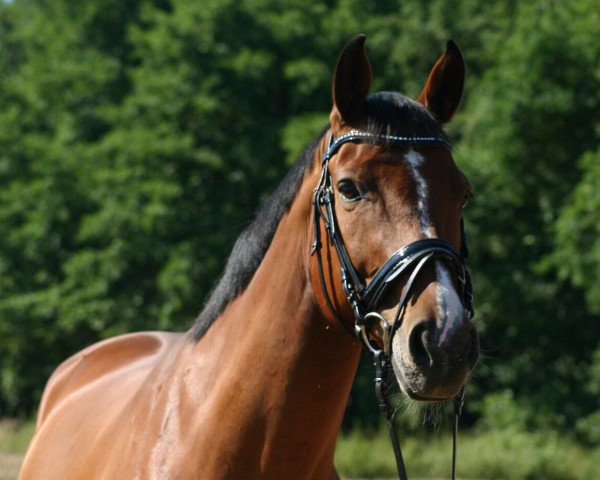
[20, 35, 478, 480]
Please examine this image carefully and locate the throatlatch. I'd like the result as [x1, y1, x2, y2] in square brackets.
[311, 130, 475, 480]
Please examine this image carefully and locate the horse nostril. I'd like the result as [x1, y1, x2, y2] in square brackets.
[408, 322, 432, 370]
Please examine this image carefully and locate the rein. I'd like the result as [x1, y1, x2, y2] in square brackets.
[311, 130, 474, 480]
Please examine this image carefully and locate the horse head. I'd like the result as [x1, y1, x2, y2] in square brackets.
[312, 35, 479, 402]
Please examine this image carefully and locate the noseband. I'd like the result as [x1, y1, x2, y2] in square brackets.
[311, 130, 474, 480]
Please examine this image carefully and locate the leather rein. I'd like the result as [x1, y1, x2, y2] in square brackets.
[311, 130, 474, 480]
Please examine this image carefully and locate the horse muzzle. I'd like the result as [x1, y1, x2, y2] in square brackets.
[390, 312, 479, 401]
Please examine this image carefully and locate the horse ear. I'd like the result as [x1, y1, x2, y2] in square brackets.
[417, 40, 465, 124]
[331, 34, 372, 125]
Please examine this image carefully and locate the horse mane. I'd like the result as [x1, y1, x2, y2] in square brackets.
[191, 92, 445, 341]
[190, 127, 328, 340]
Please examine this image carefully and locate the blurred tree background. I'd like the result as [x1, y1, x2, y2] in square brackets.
[0, 0, 598, 448]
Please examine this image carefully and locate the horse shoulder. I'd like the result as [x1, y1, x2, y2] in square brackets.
[36, 331, 182, 428]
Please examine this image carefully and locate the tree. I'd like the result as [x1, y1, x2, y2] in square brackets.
[457, 0, 600, 430]
[0, 0, 151, 413]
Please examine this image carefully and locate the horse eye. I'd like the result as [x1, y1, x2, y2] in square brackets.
[461, 192, 474, 208]
[337, 179, 362, 202]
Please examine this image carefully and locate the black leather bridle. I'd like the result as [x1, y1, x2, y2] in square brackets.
[311, 130, 474, 480]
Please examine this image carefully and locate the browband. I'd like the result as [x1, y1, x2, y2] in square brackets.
[322, 130, 452, 166]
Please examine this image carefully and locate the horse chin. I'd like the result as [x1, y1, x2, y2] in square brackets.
[391, 355, 467, 403]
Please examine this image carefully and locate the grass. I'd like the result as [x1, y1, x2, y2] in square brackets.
[0, 420, 35, 455]
[335, 427, 600, 480]
[0, 419, 33, 480]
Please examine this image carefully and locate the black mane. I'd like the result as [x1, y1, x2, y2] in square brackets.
[191, 92, 444, 340]
[190, 128, 327, 340]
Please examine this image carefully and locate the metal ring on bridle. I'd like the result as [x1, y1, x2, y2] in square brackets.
[360, 312, 391, 356]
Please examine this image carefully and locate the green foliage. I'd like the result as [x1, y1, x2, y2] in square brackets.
[552, 149, 600, 312]
[454, 0, 600, 431]
[0, 0, 599, 444]
[335, 428, 600, 480]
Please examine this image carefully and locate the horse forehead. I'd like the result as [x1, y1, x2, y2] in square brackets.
[337, 144, 459, 185]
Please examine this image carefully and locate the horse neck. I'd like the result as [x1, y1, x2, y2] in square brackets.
[185, 152, 361, 476]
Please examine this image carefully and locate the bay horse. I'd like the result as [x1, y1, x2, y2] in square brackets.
[20, 35, 478, 480]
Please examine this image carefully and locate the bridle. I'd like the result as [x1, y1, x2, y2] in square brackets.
[311, 130, 474, 480]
